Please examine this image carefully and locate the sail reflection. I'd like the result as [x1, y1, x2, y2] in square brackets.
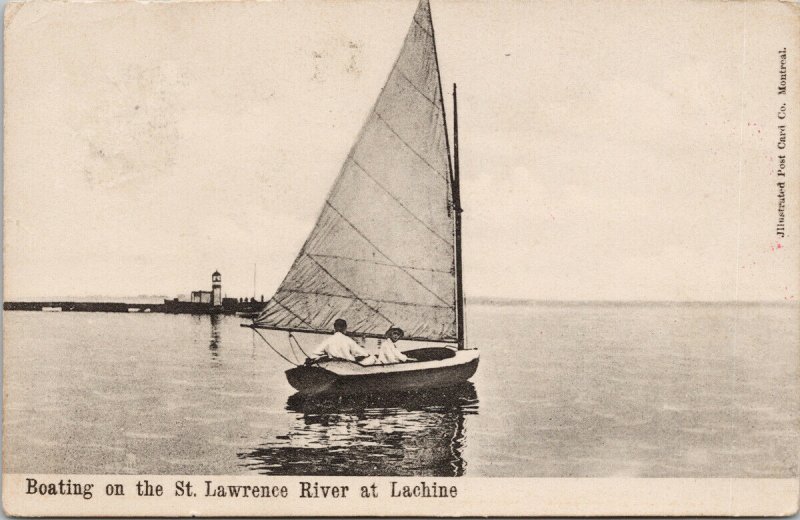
[238, 383, 478, 476]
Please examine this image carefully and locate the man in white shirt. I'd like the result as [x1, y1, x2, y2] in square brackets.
[377, 327, 410, 364]
[306, 319, 377, 365]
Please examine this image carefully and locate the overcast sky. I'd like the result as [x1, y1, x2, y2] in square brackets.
[4, 0, 798, 301]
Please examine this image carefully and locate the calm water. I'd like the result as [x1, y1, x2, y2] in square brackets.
[4, 303, 798, 477]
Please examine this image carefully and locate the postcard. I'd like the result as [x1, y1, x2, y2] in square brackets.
[3, 0, 799, 516]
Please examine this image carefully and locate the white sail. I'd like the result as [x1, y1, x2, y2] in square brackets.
[254, 0, 456, 341]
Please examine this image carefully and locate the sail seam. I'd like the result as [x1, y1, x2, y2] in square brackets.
[412, 15, 433, 38]
[303, 251, 395, 326]
[393, 67, 440, 110]
[277, 288, 454, 309]
[268, 296, 316, 329]
[349, 156, 453, 247]
[323, 201, 452, 307]
[310, 252, 452, 274]
[374, 112, 448, 182]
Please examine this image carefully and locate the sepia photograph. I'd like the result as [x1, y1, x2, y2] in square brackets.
[2, 0, 798, 515]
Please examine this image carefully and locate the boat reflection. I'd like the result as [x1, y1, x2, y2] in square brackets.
[238, 383, 479, 476]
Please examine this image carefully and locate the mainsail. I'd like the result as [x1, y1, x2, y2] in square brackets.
[254, 0, 458, 341]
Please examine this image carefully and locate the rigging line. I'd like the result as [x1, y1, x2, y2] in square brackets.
[373, 112, 448, 182]
[393, 66, 440, 110]
[310, 253, 452, 274]
[304, 251, 395, 325]
[278, 287, 453, 309]
[348, 157, 453, 247]
[288, 332, 311, 359]
[323, 202, 452, 307]
[284, 333, 303, 365]
[253, 328, 299, 367]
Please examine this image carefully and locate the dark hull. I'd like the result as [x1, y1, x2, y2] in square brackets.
[285, 354, 479, 396]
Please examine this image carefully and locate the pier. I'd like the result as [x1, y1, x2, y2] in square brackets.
[4, 270, 263, 316]
[3, 299, 263, 316]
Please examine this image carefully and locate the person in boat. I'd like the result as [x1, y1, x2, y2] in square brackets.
[376, 327, 410, 364]
[305, 319, 377, 366]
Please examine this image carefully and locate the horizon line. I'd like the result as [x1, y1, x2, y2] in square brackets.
[4, 295, 797, 306]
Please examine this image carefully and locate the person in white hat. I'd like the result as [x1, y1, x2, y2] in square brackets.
[377, 327, 410, 365]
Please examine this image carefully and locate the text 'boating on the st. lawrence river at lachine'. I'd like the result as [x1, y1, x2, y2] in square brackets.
[24, 478, 460, 501]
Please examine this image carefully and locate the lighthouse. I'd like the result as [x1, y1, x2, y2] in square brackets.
[212, 271, 222, 307]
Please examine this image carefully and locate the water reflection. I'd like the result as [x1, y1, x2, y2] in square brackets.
[238, 383, 479, 476]
[209, 314, 221, 357]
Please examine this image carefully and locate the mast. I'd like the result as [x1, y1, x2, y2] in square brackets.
[452, 83, 465, 350]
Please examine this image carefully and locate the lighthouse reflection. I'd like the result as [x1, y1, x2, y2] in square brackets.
[238, 383, 478, 476]
[208, 314, 221, 356]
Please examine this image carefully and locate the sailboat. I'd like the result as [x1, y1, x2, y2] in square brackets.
[245, 0, 478, 395]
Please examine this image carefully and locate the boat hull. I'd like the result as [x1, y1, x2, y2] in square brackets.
[285, 349, 479, 396]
